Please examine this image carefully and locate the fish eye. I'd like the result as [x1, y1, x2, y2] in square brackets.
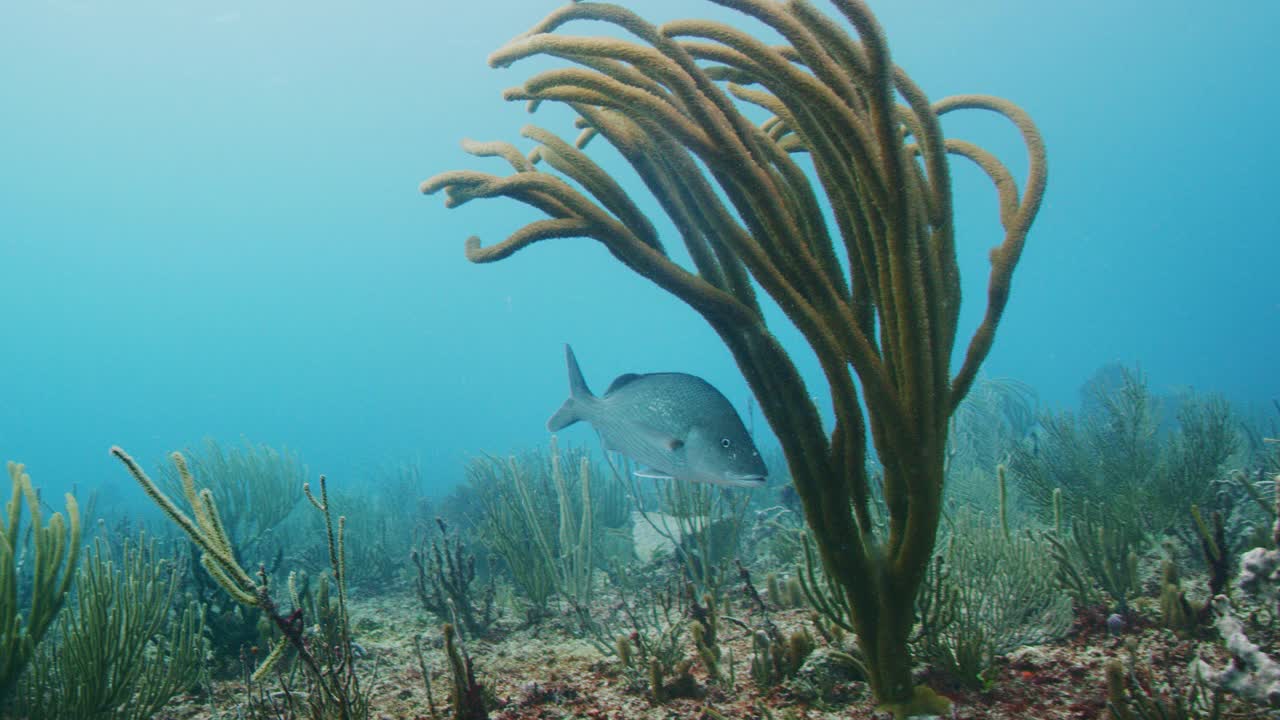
[720, 438, 731, 448]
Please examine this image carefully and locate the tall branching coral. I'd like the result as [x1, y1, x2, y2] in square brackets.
[158, 438, 304, 554]
[468, 436, 595, 621]
[422, 1, 1046, 711]
[914, 509, 1072, 689]
[0, 462, 80, 706]
[1009, 367, 1238, 547]
[947, 377, 1037, 475]
[111, 447, 369, 720]
[14, 535, 206, 720]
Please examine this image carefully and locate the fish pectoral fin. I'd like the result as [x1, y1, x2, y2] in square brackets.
[634, 468, 676, 480]
[632, 425, 685, 454]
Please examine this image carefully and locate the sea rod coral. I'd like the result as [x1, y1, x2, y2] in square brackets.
[0, 461, 80, 707]
[421, 1, 1046, 713]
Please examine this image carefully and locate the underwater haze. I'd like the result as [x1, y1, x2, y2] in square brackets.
[2, 0, 1276, 497]
[6, 2, 1280, 719]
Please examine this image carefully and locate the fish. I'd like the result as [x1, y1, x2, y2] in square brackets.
[547, 344, 767, 488]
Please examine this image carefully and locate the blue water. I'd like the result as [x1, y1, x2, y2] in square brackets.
[2, 0, 1276, 502]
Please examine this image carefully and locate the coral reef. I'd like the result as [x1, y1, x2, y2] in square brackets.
[915, 509, 1073, 688]
[464, 437, 598, 623]
[110, 447, 371, 719]
[12, 535, 206, 720]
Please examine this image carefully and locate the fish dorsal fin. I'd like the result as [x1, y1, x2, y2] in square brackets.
[604, 373, 643, 396]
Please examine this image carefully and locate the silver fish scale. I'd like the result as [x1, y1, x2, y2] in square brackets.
[588, 373, 745, 474]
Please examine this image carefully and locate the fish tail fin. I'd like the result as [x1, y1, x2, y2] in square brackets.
[547, 344, 594, 431]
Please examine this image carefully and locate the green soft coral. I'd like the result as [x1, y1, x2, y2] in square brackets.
[0, 461, 81, 705]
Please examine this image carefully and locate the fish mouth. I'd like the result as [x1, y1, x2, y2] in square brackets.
[723, 472, 768, 488]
